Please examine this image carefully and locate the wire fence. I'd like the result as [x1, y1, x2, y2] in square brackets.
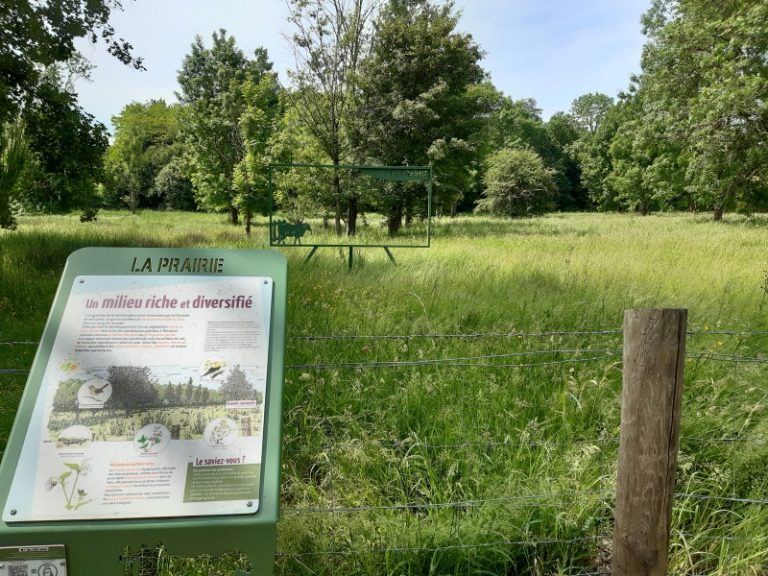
[3, 326, 768, 575]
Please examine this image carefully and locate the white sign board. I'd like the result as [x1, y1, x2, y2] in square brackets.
[3, 275, 272, 522]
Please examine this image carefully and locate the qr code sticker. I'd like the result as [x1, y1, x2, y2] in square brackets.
[8, 564, 29, 576]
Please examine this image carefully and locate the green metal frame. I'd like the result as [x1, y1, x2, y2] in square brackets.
[268, 163, 432, 267]
[0, 248, 288, 576]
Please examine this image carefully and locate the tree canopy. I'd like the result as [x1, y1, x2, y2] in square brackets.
[353, 0, 488, 232]
[177, 30, 276, 225]
[104, 100, 184, 210]
[0, 0, 142, 122]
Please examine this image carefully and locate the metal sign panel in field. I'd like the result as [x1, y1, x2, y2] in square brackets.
[3, 256, 275, 523]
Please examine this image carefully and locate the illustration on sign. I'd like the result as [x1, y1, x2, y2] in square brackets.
[4, 275, 272, 522]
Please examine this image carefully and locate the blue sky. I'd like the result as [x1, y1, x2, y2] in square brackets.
[74, 0, 650, 133]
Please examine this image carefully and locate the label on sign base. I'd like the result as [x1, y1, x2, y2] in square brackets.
[3, 275, 272, 522]
[0, 545, 67, 576]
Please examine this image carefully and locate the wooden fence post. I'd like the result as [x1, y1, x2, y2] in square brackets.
[613, 309, 687, 576]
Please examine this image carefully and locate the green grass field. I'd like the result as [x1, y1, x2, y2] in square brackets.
[2, 211, 768, 575]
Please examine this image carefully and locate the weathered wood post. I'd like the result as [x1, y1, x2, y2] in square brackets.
[614, 309, 687, 576]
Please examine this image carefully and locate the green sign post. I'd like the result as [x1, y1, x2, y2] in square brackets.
[0, 248, 287, 575]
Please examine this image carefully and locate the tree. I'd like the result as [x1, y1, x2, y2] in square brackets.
[354, 0, 488, 234]
[184, 377, 194, 404]
[569, 98, 625, 211]
[0, 119, 27, 229]
[177, 31, 274, 225]
[219, 365, 256, 401]
[107, 366, 158, 410]
[634, 0, 768, 219]
[286, 0, 378, 235]
[234, 71, 281, 236]
[605, 87, 689, 214]
[153, 157, 196, 211]
[104, 100, 184, 210]
[570, 92, 614, 135]
[0, 0, 143, 122]
[476, 147, 556, 217]
[268, 96, 333, 222]
[15, 73, 108, 215]
[546, 112, 588, 210]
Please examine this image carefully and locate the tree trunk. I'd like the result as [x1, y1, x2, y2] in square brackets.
[229, 205, 239, 225]
[713, 204, 724, 221]
[129, 181, 140, 214]
[347, 196, 358, 236]
[245, 206, 252, 237]
[387, 204, 403, 236]
[333, 166, 343, 236]
[405, 206, 413, 227]
[0, 189, 16, 229]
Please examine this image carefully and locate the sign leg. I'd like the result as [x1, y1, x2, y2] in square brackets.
[383, 247, 396, 265]
[303, 246, 319, 264]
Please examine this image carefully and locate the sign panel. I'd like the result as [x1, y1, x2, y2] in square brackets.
[3, 274, 273, 522]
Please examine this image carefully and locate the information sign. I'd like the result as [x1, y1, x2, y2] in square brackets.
[0, 248, 287, 575]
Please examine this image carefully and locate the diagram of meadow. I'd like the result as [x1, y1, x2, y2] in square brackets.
[46, 357, 265, 453]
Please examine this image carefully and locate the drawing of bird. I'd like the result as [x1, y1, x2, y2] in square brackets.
[88, 382, 110, 395]
[202, 360, 225, 378]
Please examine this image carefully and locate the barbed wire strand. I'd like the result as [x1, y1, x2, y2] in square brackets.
[327, 436, 621, 451]
[674, 493, 768, 506]
[13, 349, 768, 375]
[289, 330, 622, 341]
[3, 327, 768, 349]
[288, 329, 768, 342]
[287, 354, 618, 371]
[688, 352, 768, 364]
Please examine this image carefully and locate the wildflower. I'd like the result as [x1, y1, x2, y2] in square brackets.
[299, 373, 311, 381]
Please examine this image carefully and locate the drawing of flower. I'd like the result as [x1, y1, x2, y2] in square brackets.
[204, 417, 238, 447]
[45, 461, 92, 511]
[59, 357, 80, 375]
[133, 424, 170, 455]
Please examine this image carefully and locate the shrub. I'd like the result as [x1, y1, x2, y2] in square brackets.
[476, 147, 556, 217]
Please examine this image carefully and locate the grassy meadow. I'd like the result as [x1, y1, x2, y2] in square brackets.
[2, 211, 768, 575]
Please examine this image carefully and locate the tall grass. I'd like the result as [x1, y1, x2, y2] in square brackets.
[2, 211, 768, 575]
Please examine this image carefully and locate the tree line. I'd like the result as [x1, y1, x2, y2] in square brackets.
[1, 0, 766, 231]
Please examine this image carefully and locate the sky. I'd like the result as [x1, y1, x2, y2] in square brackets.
[73, 0, 650, 133]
